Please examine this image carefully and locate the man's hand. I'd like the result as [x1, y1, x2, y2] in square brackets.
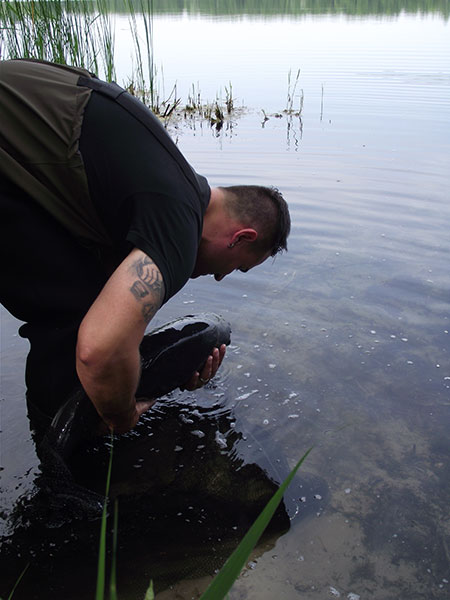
[181, 344, 226, 391]
[97, 397, 157, 436]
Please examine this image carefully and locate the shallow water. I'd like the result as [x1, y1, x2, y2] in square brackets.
[1, 2, 450, 599]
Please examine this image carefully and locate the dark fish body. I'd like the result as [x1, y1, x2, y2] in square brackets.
[137, 312, 231, 397]
[48, 313, 231, 459]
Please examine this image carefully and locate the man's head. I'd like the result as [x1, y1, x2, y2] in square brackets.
[192, 185, 290, 281]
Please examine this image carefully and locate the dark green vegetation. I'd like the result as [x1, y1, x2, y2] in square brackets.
[0, 0, 116, 78]
[106, 0, 450, 18]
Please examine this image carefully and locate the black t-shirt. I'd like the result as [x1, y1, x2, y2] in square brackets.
[79, 91, 210, 303]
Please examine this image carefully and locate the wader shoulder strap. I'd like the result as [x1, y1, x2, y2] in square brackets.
[77, 76, 203, 196]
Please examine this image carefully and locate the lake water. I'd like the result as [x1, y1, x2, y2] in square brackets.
[1, 1, 450, 599]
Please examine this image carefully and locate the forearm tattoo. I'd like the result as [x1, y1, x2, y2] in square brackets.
[129, 254, 164, 323]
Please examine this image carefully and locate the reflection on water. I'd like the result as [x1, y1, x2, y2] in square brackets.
[121, 0, 450, 18]
[1, 3, 450, 600]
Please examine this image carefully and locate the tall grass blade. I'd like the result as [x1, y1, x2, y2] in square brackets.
[144, 580, 155, 600]
[0, 0, 115, 79]
[3, 563, 29, 600]
[140, 0, 155, 107]
[286, 68, 301, 114]
[95, 433, 114, 600]
[109, 499, 119, 600]
[199, 448, 312, 600]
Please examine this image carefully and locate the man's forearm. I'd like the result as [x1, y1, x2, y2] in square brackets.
[76, 347, 142, 433]
[74, 248, 165, 432]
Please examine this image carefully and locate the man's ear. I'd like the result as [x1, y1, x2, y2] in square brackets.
[230, 228, 258, 246]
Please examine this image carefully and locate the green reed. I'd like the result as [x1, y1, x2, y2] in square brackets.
[199, 448, 312, 599]
[0, 0, 115, 79]
[0, 563, 29, 600]
[95, 433, 115, 600]
[285, 68, 303, 116]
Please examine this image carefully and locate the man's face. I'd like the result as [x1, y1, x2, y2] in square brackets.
[191, 240, 271, 281]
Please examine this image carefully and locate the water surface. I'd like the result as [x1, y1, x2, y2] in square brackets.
[1, 2, 450, 599]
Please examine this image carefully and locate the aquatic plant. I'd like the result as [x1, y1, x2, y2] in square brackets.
[320, 83, 324, 121]
[198, 448, 312, 599]
[285, 68, 303, 116]
[0, 0, 115, 80]
[185, 82, 202, 112]
[179, 82, 241, 134]
[0, 563, 29, 600]
[124, 0, 154, 106]
[95, 434, 115, 600]
[225, 82, 234, 114]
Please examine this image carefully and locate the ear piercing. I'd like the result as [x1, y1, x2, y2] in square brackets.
[228, 242, 235, 248]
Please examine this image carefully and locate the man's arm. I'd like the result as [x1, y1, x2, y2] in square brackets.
[76, 247, 164, 433]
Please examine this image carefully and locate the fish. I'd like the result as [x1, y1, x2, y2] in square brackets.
[47, 313, 232, 460]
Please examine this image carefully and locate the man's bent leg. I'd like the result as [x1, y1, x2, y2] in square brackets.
[0, 179, 107, 422]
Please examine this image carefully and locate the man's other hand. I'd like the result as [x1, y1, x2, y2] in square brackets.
[181, 344, 226, 391]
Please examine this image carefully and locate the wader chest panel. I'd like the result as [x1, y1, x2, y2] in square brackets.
[0, 59, 111, 249]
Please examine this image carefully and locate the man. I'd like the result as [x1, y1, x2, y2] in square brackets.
[0, 59, 290, 434]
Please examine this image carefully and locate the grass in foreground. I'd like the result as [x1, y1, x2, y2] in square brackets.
[199, 448, 312, 599]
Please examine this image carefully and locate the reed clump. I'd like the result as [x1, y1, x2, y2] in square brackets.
[0, 0, 116, 81]
[285, 67, 303, 116]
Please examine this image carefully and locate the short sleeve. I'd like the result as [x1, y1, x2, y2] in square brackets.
[126, 191, 202, 303]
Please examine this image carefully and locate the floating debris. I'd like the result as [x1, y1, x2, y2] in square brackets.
[179, 414, 194, 424]
[190, 430, 205, 438]
[215, 431, 227, 449]
[235, 390, 258, 401]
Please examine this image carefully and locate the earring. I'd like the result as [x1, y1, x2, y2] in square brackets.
[228, 242, 235, 248]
